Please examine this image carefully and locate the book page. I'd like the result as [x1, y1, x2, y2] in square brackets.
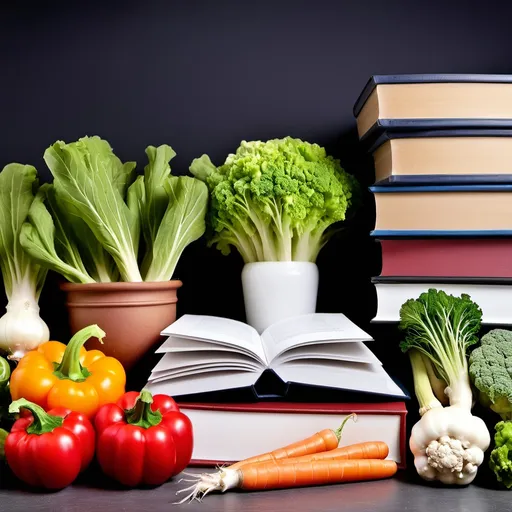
[150, 351, 263, 376]
[150, 364, 259, 382]
[261, 313, 373, 362]
[156, 336, 262, 362]
[274, 361, 406, 398]
[157, 315, 267, 364]
[144, 370, 261, 397]
[271, 342, 382, 367]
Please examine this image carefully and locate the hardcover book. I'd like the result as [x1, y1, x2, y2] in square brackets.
[144, 313, 407, 400]
[378, 238, 512, 278]
[177, 401, 408, 470]
[353, 74, 512, 140]
[370, 184, 512, 236]
[368, 129, 512, 185]
[371, 276, 512, 325]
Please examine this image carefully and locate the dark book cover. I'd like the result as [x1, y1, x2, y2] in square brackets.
[361, 119, 512, 147]
[169, 368, 410, 403]
[353, 73, 512, 117]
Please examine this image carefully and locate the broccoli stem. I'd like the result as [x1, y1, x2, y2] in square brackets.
[409, 349, 443, 416]
[422, 354, 449, 406]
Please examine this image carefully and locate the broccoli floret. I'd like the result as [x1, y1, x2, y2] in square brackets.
[189, 137, 360, 263]
[489, 421, 512, 488]
[469, 329, 512, 420]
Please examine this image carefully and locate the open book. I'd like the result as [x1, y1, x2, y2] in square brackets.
[144, 313, 406, 399]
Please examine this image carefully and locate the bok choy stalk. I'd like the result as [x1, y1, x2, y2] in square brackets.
[399, 288, 490, 485]
[20, 136, 208, 283]
[0, 164, 49, 359]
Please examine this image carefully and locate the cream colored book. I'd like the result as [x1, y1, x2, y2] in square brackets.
[372, 134, 512, 185]
[353, 74, 512, 139]
[370, 185, 512, 234]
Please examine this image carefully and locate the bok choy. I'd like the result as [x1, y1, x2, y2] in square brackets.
[20, 136, 208, 283]
[0, 164, 49, 359]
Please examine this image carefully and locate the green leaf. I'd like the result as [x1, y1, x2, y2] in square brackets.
[127, 175, 146, 260]
[20, 187, 95, 284]
[0, 163, 45, 299]
[144, 176, 208, 282]
[140, 145, 176, 275]
[53, 181, 118, 282]
[44, 136, 142, 282]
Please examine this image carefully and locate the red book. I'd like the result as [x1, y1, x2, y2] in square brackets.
[178, 401, 408, 470]
[380, 238, 512, 277]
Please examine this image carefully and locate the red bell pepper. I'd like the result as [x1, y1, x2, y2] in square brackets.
[5, 398, 95, 489]
[94, 389, 193, 486]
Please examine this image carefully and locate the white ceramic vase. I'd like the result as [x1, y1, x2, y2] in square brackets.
[241, 261, 319, 334]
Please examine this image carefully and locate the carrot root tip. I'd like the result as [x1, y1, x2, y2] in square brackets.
[175, 471, 229, 504]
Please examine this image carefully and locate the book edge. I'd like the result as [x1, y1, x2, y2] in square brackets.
[353, 74, 512, 117]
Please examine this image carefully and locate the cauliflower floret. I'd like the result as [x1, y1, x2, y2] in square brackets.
[410, 405, 490, 485]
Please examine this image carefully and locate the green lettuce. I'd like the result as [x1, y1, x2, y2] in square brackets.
[20, 136, 208, 283]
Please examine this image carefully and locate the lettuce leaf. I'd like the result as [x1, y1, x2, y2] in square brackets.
[43, 136, 142, 282]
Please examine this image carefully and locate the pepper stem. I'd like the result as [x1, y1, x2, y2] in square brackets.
[9, 398, 63, 435]
[125, 389, 162, 429]
[333, 413, 357, 442]
[53, 324, 106, 382]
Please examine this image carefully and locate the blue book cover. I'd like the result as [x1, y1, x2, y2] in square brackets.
[361, 119, 512, 147]
[371, 230, 512, 239]
[353, 73, 512, 117]
[374, 175, 512, 186]
[367, 127, 512, 154]
[369, 184, 512, 193]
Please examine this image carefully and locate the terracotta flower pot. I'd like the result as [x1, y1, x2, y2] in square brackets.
[60, 280, 183, 371]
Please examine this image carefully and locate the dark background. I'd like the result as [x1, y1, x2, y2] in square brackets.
[1, 0, 512, 392]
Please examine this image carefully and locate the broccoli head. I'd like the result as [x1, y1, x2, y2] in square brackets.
[189, 137, 360, 263]
[489, 421, 512, 488]
[469, 329, 512, 420]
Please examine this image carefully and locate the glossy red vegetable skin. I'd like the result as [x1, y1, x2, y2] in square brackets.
[5, 401, 95, 489]
[94, 390, 194, 486]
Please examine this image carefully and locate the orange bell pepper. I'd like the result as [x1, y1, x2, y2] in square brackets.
[10, 325, 126, 418]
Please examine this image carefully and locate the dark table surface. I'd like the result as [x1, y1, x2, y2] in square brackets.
[0, 466, 510, 512]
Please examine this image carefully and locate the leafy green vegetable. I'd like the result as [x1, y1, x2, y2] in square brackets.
[489, 421, 512, 488]
[20, 184, 95, 284]
[469, 329, 512, 420]
[189, 137, 360, 263]
[144, 176, 208, 282]
[399, 288, 482, 401]
[0, 164, 50, 357]
[0, 164, 48, 300]
[43, 137, 142, 282]
[21, 136, 208, 283]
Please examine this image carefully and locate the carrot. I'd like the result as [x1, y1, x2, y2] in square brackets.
[263, 440, 389, 465]
[229, 413, 356, 470]
[175, 413, 359, 503]
[176, 458, 397, 501]
[240, 458, 398, 490]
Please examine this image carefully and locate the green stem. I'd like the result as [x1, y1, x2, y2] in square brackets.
[333, 413, 357, 442]
[9, 398, 63, 435]
[124, 390, 162, 429]
[421, 353, 449, 406]
[409, 349, 443, 416]
[53, 324, 105, 382]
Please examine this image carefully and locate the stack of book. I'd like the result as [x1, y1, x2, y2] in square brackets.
[143, 313, 408, 468]
[353, 74, 512, 325]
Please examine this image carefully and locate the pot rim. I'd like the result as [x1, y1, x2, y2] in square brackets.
[60, 280, 183, 292]
[243, 261, 318, 267]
